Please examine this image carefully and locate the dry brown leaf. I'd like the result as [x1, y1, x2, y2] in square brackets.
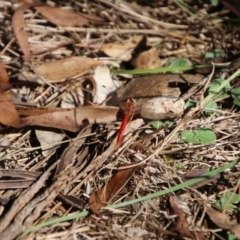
[0, 92, 22, 127]
[33, 57, 101, 83]
[12, 3, 104, 60]
[0, 82, 12, 93]
[19, 106, 119, 132]
[35, 6, 90, 27]
[205, 206, 237, 229]
[100, 35, 145, 61]
[12, 3, 41, 60]
[169, 196, 206, 240]
[131, 47, 161, 69]
[17, 108, 68, 116]
[0, 62, 10, 84]
[169, 196, 194, 238]
[89, 164, 139, 214]
[0, 62, 21, 126]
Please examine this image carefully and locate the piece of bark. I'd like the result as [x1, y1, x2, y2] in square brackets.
[0, 165, 78, 239]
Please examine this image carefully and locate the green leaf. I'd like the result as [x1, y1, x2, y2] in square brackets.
[151, 121, 163, 129]
[205, 49, 225, 59]
[228, 233, 238, 240]
[151, 120, 173, 129]
[164, 120, 174, 128]
[209, 78, 231, 92]
[215, 192, 240, 212]
[204, 101, 219, 115]
[185, 99, 196, 109]
[181, 128, 216, 144]
[211, 0, 219, 6]
[165, 58, 192, 73]
[114, 0, 122, 5]
[233, 98, 240, 106]
[231, 87, 240, 106]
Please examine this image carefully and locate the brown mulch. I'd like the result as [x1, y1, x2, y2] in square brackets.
[0, 0, 240, 239]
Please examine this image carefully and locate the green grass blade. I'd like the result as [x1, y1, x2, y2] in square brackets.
[111, 65, 211, 75]
[21, 211, 89, 237]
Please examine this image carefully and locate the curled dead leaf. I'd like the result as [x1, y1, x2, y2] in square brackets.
[89, 164, 139, 214]
[117, 74, 203, 120]
[0, 92, 21, 126]
[0, 82, 12, 93]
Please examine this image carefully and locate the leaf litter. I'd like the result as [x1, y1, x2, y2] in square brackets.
[1, 0, 240, 239]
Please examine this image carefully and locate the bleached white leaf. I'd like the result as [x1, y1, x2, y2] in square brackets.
[35, 129, 64, 157]
[93, 65, 124, 104]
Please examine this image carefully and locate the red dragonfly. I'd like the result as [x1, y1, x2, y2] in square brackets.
[116, 98, 136, 146]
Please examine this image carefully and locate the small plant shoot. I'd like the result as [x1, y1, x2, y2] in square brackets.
[215, 192, 240, 212]
[204, 101, 219, 116]
[208, 78, 231, 101]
